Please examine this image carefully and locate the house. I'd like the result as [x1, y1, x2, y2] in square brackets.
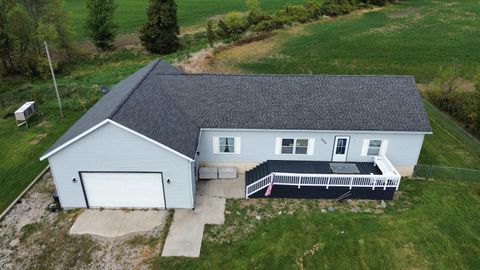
[40, 60, 432, 209]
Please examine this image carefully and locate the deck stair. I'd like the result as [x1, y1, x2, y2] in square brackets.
[245, 161, 271, 186]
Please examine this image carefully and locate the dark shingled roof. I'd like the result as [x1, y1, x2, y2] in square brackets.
[43, 59, 431, 160]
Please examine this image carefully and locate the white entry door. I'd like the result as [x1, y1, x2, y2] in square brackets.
[81, 172, 165, 208]
[332, 136, 350, 162]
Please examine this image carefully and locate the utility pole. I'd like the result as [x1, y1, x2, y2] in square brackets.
[44, 41, 64, 118]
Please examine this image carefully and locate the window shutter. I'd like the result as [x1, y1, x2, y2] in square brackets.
[380, 139, 389, 155]
[275, 137, 282, 154]
[234, 137, 241, 154]
[213, 136, 219, 154]
[361, 139, 369, 156]
[307, 138, 315, 155]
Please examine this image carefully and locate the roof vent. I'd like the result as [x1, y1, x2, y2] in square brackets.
[101, 85, 110, 94]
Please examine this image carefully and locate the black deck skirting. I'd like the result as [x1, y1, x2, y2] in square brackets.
[248, 185, 396, 200]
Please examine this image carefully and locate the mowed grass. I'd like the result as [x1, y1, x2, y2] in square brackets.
[237, 0, 480, 82]
[64, 0, 308, 39]
[419, 102, 480, 169]
[153, 178, 480, 269]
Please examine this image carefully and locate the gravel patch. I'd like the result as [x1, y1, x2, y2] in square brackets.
[0, 171, 169, 269]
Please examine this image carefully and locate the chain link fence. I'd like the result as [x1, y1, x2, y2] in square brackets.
[413, 165, 480, 182]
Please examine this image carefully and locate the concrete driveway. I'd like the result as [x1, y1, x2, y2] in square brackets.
[161, 174, 245, 257]
[70, 209, 168, 238]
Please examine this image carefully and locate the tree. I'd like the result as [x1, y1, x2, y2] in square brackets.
[0, 0, 74, 76]
[85, 0, 118, 51]
[140, 0, 180, 54]
[206, 20, 216, 46]
[0, 0, 14, 72]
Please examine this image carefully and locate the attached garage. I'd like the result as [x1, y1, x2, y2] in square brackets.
[80, 172, 166, 208]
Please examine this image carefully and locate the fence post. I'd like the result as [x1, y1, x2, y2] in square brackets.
[349, 177, 353, 190]
[426, 166, 433, 180]
[372, 177, 376, 190]
[384, 177, 388, 190]
[298, 176, 302, 189]
[326, 177, 331, 189]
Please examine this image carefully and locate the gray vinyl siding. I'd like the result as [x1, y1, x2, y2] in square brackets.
[198, 130, 425, 166]
[48, 122, 193, 209]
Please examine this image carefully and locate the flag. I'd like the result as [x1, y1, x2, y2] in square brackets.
[265, 182, 273, 197]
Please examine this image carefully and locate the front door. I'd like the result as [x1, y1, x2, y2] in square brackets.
[332, 136, 350, 162]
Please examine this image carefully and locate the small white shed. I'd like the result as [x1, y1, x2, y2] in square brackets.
[15, 101, 38, 125]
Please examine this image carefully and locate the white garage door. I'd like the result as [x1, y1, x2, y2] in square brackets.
[81, 172, 165, 208]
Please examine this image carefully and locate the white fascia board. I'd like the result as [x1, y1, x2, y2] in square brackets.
[201, 128, 432, 135]
[39, 119, 111, 161]
[40, 119, 194, 162]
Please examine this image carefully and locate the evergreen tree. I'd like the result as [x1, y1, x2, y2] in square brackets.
[85, 0, 118, 51]
[140, 0, 179, 54]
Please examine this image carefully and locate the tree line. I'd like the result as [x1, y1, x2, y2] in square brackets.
[0, 0, 180, 77]
[424, 68, 480, 138]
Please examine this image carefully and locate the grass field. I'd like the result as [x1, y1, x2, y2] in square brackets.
[64, 0, 308, 39]
[1, 0, 479, 267]
[232, 0, 480, 82]
[153, 178, 480, 269]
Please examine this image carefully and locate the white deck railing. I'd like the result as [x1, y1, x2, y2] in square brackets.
[245, 155, 401, 198]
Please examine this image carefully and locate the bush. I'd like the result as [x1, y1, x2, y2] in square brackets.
[217, 12, 248, 38]
[246, 10, 273, 26]
[250, 17, 292, 32]
[305, 1, 323, 20]
[320, 0, 356, 16]
[276, 5, 311, 23]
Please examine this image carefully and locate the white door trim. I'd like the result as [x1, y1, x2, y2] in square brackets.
[332, 136, 350, 162]
[79, 171, 166, 209]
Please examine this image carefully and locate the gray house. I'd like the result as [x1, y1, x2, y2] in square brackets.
[40, 60, 431, 209]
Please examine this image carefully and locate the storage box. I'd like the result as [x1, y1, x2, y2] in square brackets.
[218, 167, 237, 179]
[199, 167, 218, 179]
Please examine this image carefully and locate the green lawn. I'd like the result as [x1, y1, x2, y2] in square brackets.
[238, 0, 480, 82]
[153, 179, 480, 269]
[64, 0, 308, 39]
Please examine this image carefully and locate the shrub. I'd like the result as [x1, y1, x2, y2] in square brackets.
[305, 1, 323, 20]
[217, 12, 248, 38]
[246, 10, 273, 26]
[320, 0, 356, 16]
[206, 20, 218, 45]
[250, 17, 292, 32]
[276, 5, 311, 23]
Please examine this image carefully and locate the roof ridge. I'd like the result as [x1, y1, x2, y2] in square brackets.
[110, 59, 162, 119]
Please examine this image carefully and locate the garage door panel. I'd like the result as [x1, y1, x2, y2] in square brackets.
[81, 172, 165, 208]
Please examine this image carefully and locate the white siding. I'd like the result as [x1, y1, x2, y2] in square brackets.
[48, 123, 193, 209]
[198, 129, 425, 166]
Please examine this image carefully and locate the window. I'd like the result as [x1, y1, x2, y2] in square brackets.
[281, 138, 309, 154]
[213, 136, 240, 154]
[219, 137, 235, 153]
[367, 140, 382, 155]
[335, 138, 348, 154]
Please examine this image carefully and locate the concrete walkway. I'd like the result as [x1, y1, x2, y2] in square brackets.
[70, 209, 168, 238]
[161, 175, 244, 257]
